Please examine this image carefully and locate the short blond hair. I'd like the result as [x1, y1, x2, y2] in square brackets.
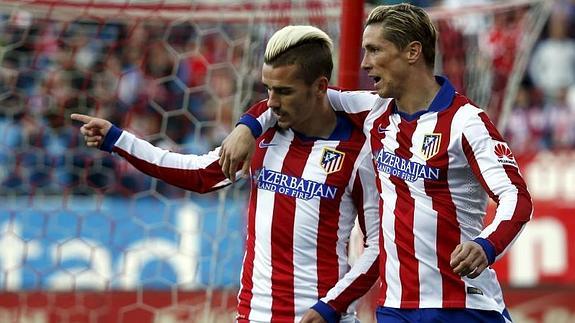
[265, 25, 333, 62]
[263, 25, 333, 84]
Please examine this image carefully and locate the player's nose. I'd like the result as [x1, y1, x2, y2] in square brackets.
[267, 92, 280, 110]
[361, 53, 371, 71]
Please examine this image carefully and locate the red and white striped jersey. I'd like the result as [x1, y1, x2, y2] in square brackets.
[246, 78, 533, 313]
[102, 101, 380, 322]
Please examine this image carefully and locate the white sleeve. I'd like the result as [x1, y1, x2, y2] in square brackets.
[327, 89, 379, 114]
[112, 131, 236, 193]
[461, 112, 533, 261]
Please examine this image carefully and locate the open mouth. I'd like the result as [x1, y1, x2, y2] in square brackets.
[372, 76, 382, 86]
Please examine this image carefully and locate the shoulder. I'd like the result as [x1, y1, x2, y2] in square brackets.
[245, 99, 272, 117]
[450, 93, 485, 123]
[327, 88, 379, 109]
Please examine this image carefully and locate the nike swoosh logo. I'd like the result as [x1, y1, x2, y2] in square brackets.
[259, 140, 277, 148]
[377, 124, 389, 134]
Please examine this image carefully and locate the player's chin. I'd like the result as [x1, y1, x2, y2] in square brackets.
[376, 86, 390, 98]
[276, 120, 291, 130]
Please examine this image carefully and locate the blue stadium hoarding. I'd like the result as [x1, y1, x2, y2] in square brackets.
[0, 194, 246, 290]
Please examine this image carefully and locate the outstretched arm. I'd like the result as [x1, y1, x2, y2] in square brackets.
[71, 113, 240, 193]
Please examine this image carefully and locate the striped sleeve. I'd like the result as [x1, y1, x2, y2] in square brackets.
[327, 89, 383, 131]
[106, 127, 235, 193]
[319, 153, 380, 312]
[239, 90, 380, 138]
[327, 89, 378, 114]
[462, 111, 533, 263]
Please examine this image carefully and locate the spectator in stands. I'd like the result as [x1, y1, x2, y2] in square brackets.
[505, 83, 546, 154]
[542, 86, 575, 149]
[0, 100, 25, 189]
[436, 20, 465, 92]
[481, 9, 524, 123]
[557, 0, 575, 38]
[528, 10, 575, 104]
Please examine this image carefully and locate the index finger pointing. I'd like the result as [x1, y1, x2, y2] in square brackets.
[70, 113, 93, 124]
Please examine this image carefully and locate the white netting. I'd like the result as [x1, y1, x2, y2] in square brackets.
[0, 0, 551, 322]
[0, 1, 341, 322]
[427, 0, 553, 128]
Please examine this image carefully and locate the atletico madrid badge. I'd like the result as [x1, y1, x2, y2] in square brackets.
[320, 147, 345, 174]
[421, 133, 442, 160]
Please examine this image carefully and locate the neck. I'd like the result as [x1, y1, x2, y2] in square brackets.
[395, 73, 440, 115]
[293, 96, 337, 138]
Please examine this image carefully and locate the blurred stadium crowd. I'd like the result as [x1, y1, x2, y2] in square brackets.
[0, 0, 574, 197]
[504, 2, 575, 155]
[0, 15, 250, 197]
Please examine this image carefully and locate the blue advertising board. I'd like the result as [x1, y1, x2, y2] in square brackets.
[0, 192, 247, 290]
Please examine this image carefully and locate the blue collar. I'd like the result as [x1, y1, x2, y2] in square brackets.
[294, 112, 352, 141]
[393, 76, 455, 121]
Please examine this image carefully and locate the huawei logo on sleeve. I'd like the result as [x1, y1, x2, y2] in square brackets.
[494, 142, 517, 167]
[494, 143, 514, 159]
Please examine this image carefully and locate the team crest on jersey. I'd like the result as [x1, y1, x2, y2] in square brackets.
[320, 147, 345, 174]
[421, 133, 442, 160]
[493, 141, 518, 167]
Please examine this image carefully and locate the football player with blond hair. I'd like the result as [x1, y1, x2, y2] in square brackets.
[73, 25, 380, 323]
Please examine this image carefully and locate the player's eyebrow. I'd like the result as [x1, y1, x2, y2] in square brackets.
[263, 84, 293, 92]
[363, 44, 379, 51]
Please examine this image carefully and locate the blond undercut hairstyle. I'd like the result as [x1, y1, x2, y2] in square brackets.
[264, 25, 333, 85]
[366, 3, 437, 69]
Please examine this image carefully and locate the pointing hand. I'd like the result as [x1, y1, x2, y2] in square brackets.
[70, 113, 113, 148]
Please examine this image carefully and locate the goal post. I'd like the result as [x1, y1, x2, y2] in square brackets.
[338, 0, 364, 90]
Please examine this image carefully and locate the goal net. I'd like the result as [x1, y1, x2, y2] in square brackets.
[0, 0, 550, 322]
[0, 1, 341, 322]
[427, 0, 552, 129]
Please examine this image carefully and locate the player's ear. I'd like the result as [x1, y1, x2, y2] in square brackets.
[314, 76, 329, 95]
[405, 41, 422, 64]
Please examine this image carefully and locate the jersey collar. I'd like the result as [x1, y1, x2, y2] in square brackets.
[393, 75, 455, 121]
[293, 112, 352, 141]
